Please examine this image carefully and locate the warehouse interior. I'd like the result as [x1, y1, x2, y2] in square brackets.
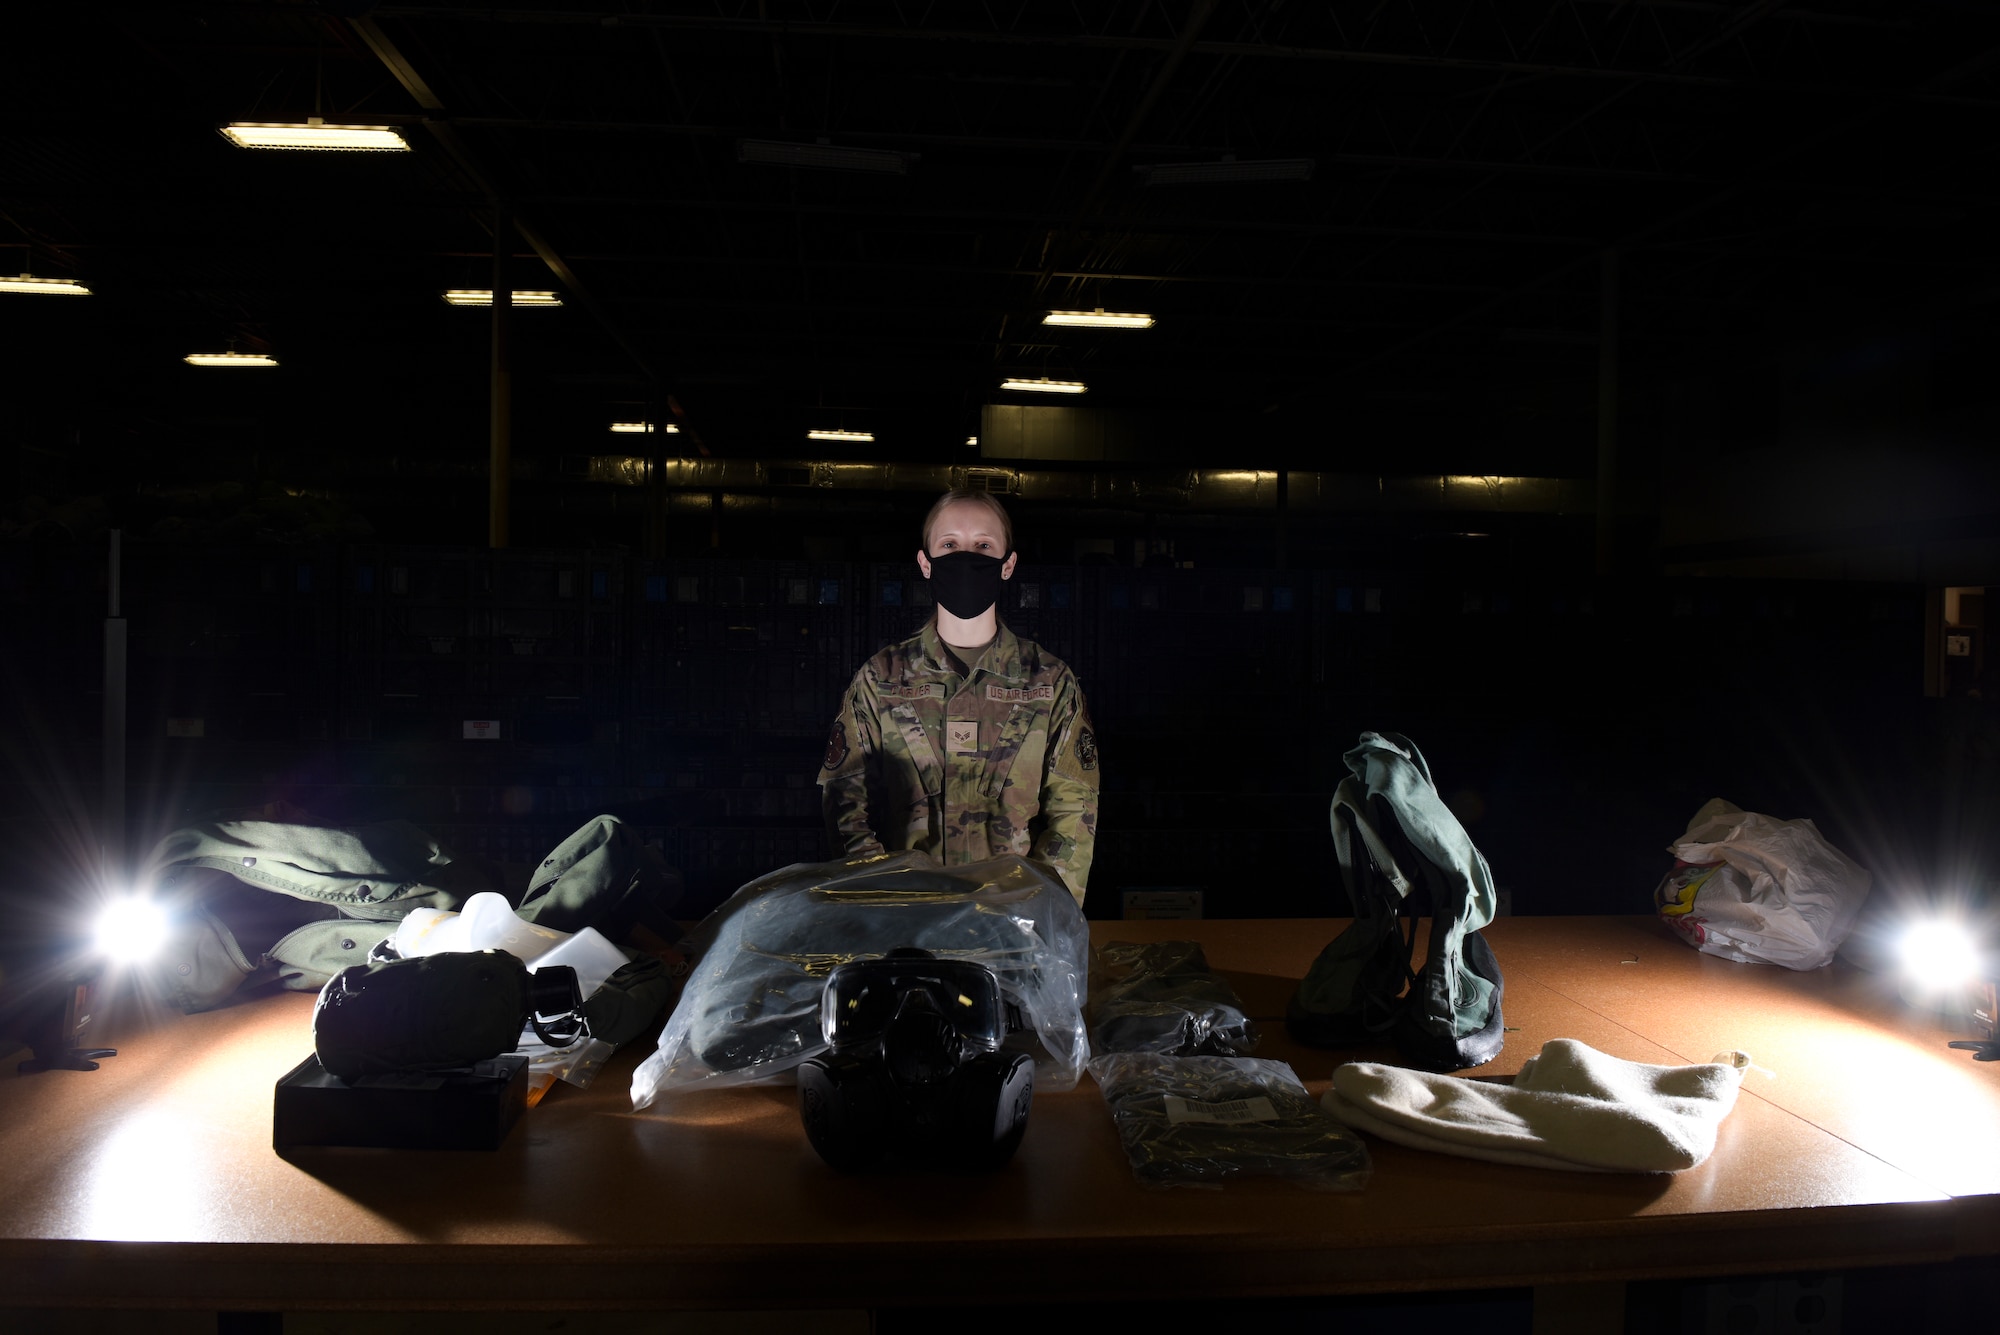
[2, 5, 2000, 1331]
[2, 1, 1997, 932]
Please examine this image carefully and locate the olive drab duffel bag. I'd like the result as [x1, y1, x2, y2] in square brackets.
[144, 813, 682, 1047]
[1287, 731, 1506, 1071]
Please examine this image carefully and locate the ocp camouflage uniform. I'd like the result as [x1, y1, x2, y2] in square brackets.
[818, 620, 1099, 905]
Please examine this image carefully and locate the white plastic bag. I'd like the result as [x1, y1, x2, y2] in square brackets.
[1653, 798, 1872, 970]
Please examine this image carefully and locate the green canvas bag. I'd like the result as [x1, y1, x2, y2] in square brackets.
[1287, 732, 1506, 1071]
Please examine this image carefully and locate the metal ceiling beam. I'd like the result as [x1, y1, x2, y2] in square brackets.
[368, 6, 1995, 106]
[1267, 34, 2000, 407]
[444, 114, 1717, 184]
[345, 14, 660, 390]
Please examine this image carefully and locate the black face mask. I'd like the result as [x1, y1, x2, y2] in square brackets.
[925, 550, 1008, 619]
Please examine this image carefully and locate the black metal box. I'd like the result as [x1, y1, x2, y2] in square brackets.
[272, 1053, 529, 1151]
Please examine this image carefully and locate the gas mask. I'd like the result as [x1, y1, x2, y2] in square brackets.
[924, 550, 1009, 619]
[797, 947, 1033, 1171]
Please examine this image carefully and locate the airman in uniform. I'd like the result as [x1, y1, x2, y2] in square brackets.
[818, 490, 1099, 905]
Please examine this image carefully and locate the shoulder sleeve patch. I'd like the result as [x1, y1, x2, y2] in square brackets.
[823, 718, 850, 773]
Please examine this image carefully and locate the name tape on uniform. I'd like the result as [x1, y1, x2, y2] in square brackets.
[985, 684, 1054, 703]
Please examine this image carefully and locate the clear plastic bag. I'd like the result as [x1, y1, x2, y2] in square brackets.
[630, 851, 1090, 1109]
[1089, 940, 1258, 1056]
[1087, 1053, 1372, 1190]
[1654, 798, 1872, 971]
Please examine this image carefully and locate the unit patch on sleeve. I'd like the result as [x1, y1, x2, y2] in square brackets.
[1076, 725, 1098, 771]
[985, 684, 1055, 703]
[823, 719, 849, 772]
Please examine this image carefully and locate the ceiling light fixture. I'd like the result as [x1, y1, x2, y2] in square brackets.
[184, 351, 279, 367]
[737, 139, 914, 174]
[1136, 157, 1315, 186]
[443, 289, 563, 307]
[220, 119, 410, 152]
[806, 429, 875, 443]
[999, 378, 1087, 395]
[610, 422, 678, 433]
[1044, 309, 1154, 329]
[0, 274, 92, 296]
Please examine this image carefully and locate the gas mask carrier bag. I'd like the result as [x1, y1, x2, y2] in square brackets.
[1287, 731, 1506, 1071]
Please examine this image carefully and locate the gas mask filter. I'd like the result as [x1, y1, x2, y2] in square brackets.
[797, 947, 1033, 1171]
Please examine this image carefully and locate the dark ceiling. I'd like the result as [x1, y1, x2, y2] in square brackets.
[5, 2, 1999, 503]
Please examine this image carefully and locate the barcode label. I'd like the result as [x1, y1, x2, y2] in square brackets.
[1162, 1095, 1279, 1125]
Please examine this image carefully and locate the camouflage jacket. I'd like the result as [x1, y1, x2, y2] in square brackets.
[818, 620, 1099, 904]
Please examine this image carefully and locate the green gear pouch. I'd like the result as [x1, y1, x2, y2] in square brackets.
[159, 904, 262, 1013]
[581, 954, 680, 1048]
[518, 814, 681, 940]
[1287, 731, 1506, 1071]
[267, 919, 401, 993]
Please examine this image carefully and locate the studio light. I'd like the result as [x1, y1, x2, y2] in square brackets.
[737, 138, 914, 174]
[1898, 917, 1983, 990]
[93, 896, 170, 966]
[999, 378, 1087, 395]
[443, 290, 563, 307]
[1897, 910, 1998, 1061]
[807, 429, 875, 442]
[1043, 309, 1154, 329]
[221, 120, 410, 151]
[184, 351, 278, 367]
[0, 274, 92, 296]
[610, 422, 678, 433]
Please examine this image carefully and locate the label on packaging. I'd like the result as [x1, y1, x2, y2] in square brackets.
[1162, 1095, 1279, 1126]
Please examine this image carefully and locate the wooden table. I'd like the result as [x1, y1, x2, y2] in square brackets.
[2, 916, 1996, 1322]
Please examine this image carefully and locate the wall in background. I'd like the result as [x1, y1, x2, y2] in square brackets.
[3, 535, 1974, 930]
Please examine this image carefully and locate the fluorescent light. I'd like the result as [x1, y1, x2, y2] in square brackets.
[184, 351, 278, 367]
[221, 120, 410, 151]
[443, 289, 563, 307]
[737, 138, 913, 174]
[999, 378, 1087, 395]
[1044, 309, 1154, 329]
[807, 429, 875, 442]
[0, 274, 92, 296]
[1137, 158, 1315, 186]
[610, 422, 678, 434]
